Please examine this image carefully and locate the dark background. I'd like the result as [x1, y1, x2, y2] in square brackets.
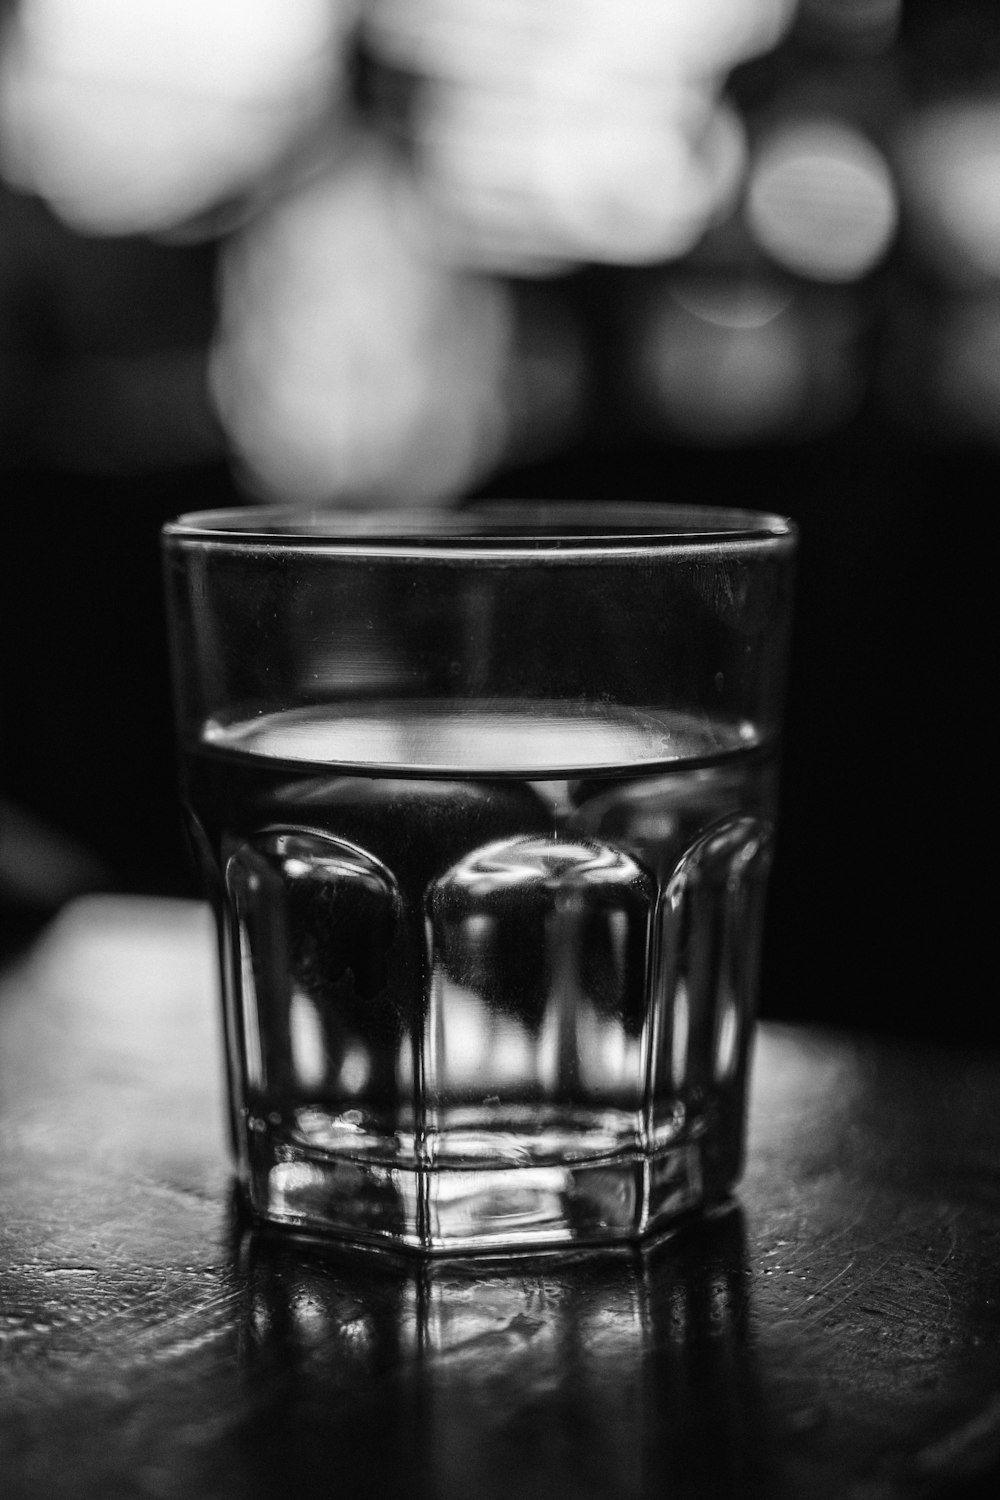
[0, 1, 994, 1044]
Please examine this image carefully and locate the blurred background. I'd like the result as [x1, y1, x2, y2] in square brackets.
[0, 0, 993, 1042]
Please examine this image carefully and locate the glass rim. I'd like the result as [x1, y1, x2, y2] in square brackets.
[162, 502, 796, 557]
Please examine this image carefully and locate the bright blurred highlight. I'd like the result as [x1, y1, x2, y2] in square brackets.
[634, 271, 862, 441]
[211, 143, 513, 504]
[0, 0, 356, 234]
[366, 0, 797, 78]
[899, 99, 1000, 283]
[640, 279, 808, 440]
[364, 0, 796, 271]
[414, 83, 747, 273]
[746, 118, 898, 282]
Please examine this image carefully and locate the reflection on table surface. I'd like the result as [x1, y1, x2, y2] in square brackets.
[1, 896, 1000, 1500]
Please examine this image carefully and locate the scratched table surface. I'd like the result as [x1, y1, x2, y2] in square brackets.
[2, 896, 999, 1500]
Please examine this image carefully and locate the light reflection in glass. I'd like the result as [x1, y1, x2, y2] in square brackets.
[714, 994, 740, 1081]
[671, 977, 691, 1090]
[289, 987, 327, 1091]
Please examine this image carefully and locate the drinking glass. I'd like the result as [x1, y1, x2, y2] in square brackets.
[162, 503, 796, 1253]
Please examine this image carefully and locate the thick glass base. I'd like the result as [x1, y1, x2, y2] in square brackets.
[244, 1128, 738, 1253]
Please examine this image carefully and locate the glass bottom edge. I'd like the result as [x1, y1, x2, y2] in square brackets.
[242, 1133, 740, 1254]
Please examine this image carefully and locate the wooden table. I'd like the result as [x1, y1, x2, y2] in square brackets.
[2, 896, 999, 1499]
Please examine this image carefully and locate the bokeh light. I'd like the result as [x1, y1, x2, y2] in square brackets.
[412, 82, 748, 273]
[211, 141, 514, 504]
[1, 0, 999, 491]
[746, 118, 898, 282]
[363, 0, 796, 272]
[0, 0, 357, 235]
[366, 0, 798, 79]
[898, 98, 1000, 284]
[631, 268, 863, 443]
[635, 273, 806, 441]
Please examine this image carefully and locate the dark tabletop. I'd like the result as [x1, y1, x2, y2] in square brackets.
[2, 896, 999, 1500]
